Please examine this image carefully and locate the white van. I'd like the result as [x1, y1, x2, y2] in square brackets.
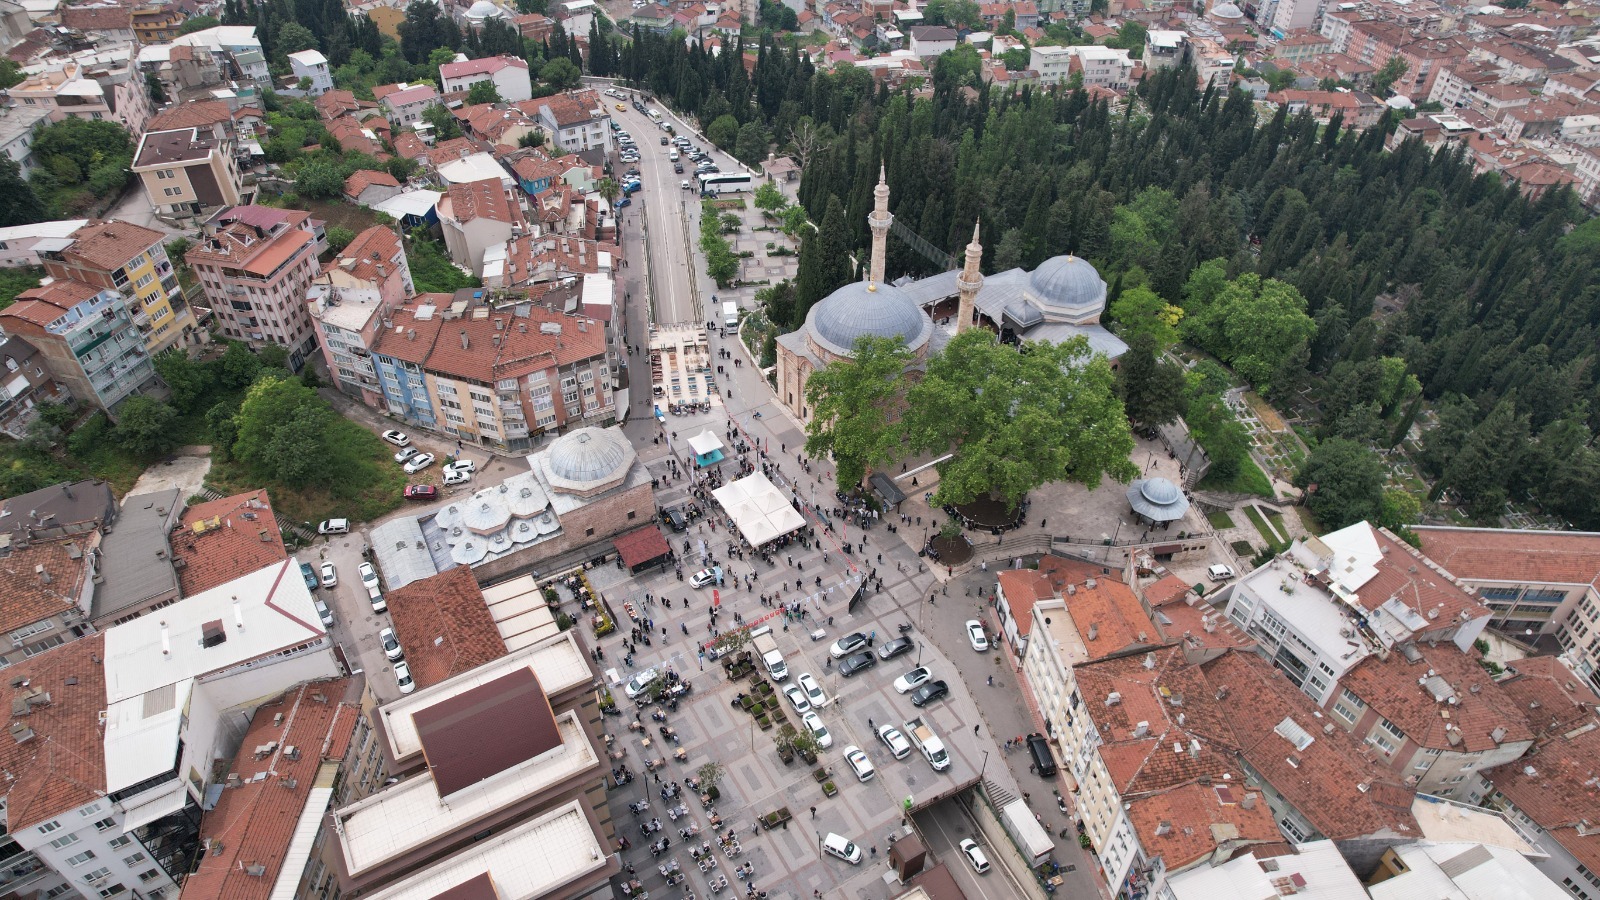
[722, 300, 739, 333]
[647, 108, 663, 121]
[1207, 564, 1236, 581]
[822, 833, 862, 864]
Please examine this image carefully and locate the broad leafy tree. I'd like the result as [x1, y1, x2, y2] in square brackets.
[113, 397, 180, 457]
[1296, 437, 1384, 530]
[803, 336, 913, 490]
[904, 330, 1137, 511]
[232, 376, 334, 487]
[1117, 332, 1188, 426]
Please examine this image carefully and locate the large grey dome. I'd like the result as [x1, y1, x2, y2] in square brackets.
[544, 427, 635, 494]
[1127, 476, 1189, 523]
[1025, 255, 1107, 324]
[806, 280, 933, 359]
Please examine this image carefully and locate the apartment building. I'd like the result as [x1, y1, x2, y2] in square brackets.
[39, 220, 195, 354]
[288, 48, 333, 95]
[1268, 0, 1323, 36]
[330, 633, 614, 896]
[168, 489, 289, 597]
[179, 677, 386, 900]
[0, 560, 340, 900]
[132, 127, 245, 221]
[1485, 714, 1600, 900]
[0, 104, 54, 177]
[8, 56, 153, 137]
[440, 54, 533, 103]
[1030, 44, 1134, 89]
[320, 224, 413, 307]
[0, 335, 69, 439]
[92, 488, 184, 628]
[439, 178, 524, 276]
[131, 5, 185, 42]
[529, 91, 612, 153]
[309, 284, 389, 407]
[187, 205, 325, 368]
[0, 533, 97, 664]
[384, 566, 508, 689]
[368, 295, 613, 450]
[0, 280, 159, 413]
[489, 232, 616, 291]
[1222, 522, 1491, 706]
[376, 82, 440, 127]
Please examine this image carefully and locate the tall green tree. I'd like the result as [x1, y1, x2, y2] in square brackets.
[232, 376, 334, 487]
[791, 195, 851, 328]
[803, 336, 913, 489]
[904, 330, 1137, 511]
[1296, 437, 1385, 530]
[1117, 332, 1188, 426]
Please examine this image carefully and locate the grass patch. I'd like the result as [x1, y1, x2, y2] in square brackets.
[1197, 453, 1276, 498]
[1243, 504, 1288, 551]
[207, 416, 405, 526]
[1206, 509, 1236, 530]
[1268, 511, 1288, 538]
[1230, 539, 1255, 557]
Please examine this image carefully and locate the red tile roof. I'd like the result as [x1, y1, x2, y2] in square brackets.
[147, 101, 233, 133]
[1063, 575, 1159, 660]
[1143, 574, 1194, 608]
[324, 225, 405, 286]
[385, 566, 505, 689]
[1414, 527, 1600, 587]
[1351, 526, 1489, 628]
[1497, 655, 1599, 738]
[427, 136, 481, 167]
[1341, 642, 1533, 753]
[422, 303, 606, 383]
[393, 132, 430, 160]
[0, 537, 90, 640]
[170, 490, 288, 597]
[343, 169, 401, 201]
[614, 526, 671, 568]
[440, 55, 529, 79]
[181, 679, 362, 900]
[0, 634, 109, 829]
[998, 569, 1054, 637]
[1486, 721, 1600, 875]
[1124, 781, 1284, 872]
[445, 178, 519, 225]
[60, 4, 132, 31]
[1200, 651, 1419, 841]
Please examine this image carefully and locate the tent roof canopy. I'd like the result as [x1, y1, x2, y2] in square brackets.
[711, 473, 806, 547]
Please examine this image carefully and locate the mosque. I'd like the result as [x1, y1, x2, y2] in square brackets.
[774, 168, 1130, 422]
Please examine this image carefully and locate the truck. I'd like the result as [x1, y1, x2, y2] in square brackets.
[722, 300, 739, 333]
[904, 716, 951, 771]
[749, 626, 788, 681]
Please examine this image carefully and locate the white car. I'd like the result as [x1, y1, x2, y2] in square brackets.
[381, 429, 410, 447]
[394, 446, 418, 463]
[624, 668, 661, 700]
[394, 659, 415, 694]
[960, 838, 991, 874]
[319, 562, 337, 588]
[443, 468, 472, 486]
[379, 627, 403, 661]
[797, 672, 828, 708]
[966, 620, 989, 652]
[828, 632, 867, 659]
[445, 459, 476, 475]
[876, 724, 912, 760]
[318, 518, 349, 535]
[783, 684, 811, 714]
[822, 832, 862, 864]
[893, 666, 932, 694]
[359, 562, 380, 592]
[1208, 563, 1236, 581]
[689, 568, 717, 588]
[801, 711, 832, 749]
[402, 452, 435, 474]
[843, 745, 875, 782]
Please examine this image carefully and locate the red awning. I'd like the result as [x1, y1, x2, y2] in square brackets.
[614, 526, 671, 568]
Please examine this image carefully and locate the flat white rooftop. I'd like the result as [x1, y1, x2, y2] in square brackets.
[337, 713, 597, 877]
[1236, 557, 1371, 672]
[1412, 795, 1544, 857]
[480, 575, 562, 652]
[360, 799, 608, 900]
[380, 633, 592, 761]
[1167, 840, 1367, 900]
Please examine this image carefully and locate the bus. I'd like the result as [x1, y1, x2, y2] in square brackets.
[698, 172, 753, 195]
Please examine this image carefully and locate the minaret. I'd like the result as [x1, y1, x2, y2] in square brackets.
[867, 163, 892, 285]
[955, 220, 983, 333]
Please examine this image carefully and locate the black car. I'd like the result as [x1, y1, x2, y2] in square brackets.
[877, 636, 914, 661]
[665, 507, 688, 532]
[1026, 733, 1058, 777]
[910, 680, 949, 707]
[660, 136, 669, 145]
[838, 651, 878, 677]
[674, 164, 684, 174]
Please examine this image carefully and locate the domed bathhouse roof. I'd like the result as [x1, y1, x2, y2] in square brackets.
[1023, 255, 1108, 325]
[1126, 476, 1190, 524]
[805, 280, 934, 359]
[1211, 1, 1244, 18]
[466, 0, 504, 16]
[543, 427, 636, 495]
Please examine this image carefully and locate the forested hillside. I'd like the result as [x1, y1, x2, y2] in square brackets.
[615, 30, 1600, 530]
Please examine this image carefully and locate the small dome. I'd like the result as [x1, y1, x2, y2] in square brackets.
[466, 0, 502, 16]
[1211, 1, 1244, 17]
[545, 427, 635, 493]
[1140, 478, 1182, 506]
[806, 280, 932, 359]
[1025, 255, 1107, 323]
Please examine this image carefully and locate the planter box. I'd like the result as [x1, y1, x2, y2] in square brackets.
[822, 782, 837, 797]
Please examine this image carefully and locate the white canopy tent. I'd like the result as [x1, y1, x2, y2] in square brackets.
[687, 430, 725, 457]
[711, 473, 806, 547]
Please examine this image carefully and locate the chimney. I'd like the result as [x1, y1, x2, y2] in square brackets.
[1087, 623, 1098, 640]
[460, 329, 469, 349]
[1242, 793, 1257, 810]
[1492, 725, 1506, 743]
[1154, 821, 1172, 836]
[1132, 721, 1150, 738]
[1106, 691, 1122, 706]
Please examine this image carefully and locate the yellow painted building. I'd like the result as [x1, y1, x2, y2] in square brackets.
[39, 221, 196, 354]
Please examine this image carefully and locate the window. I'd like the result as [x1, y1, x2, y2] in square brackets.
[97, 885, 125, 898]
[93, 817, 115, 831]
[107, 836, 132, 850]
[121, 852, 146, 867]
[81, 866, 111, 883]
[50, 832, 81, 849]
[1379, 718, 1405, 742]
[66, 850, 97, 866]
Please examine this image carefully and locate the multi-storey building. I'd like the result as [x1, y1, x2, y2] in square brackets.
[309, 284, 389, 407]
[0, 219, 88, 268]
[131, 5, 185, 42]
[1413, 527, 1600, 692]
[0, 280, 159, 413]
[0, 533, 97, 663]
[168, 489, 289, 597]
[187, 205, 325, 368]
[320, 224, 413, 307]
[1030, 44, 1134, 89]
[439, 178, 524, 277]
[132, 127, 245, 221]
[39, 221, 195, 355]
[376, 82, 440, 128]
[288, 48, 333, 95]
[0, 104, 53, 177]
[0, 335, 69, 438]
[1484, 703, 1600, 900]
[7, 56, 153, 137]
[528, 91, 612, 153]
[440, 54, 533, 103]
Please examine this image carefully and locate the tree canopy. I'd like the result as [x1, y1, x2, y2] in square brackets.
[803, 336, 914, 489]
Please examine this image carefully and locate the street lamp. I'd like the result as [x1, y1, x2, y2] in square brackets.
[980, 750, 989, 780]
[815, 830, 824, 856]
[915, 640, 923, 667]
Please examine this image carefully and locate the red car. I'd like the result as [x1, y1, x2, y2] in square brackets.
[403, 484, 437, 501]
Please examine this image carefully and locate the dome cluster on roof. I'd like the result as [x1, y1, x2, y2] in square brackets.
[807, 281, 933, 358]
[545, 428, 635, 493]
[1127, 476, 1190, 523]
[1024, 255, 1108, 321]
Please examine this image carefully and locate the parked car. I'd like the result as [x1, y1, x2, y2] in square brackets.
[443, 468, 472, 486]
[1027, 732, 1058, 777]
[369, 586, 387, 614]
[313, 598, 334, 627]
[959, 839, 991, 874]
[404, 484, 437, 501]
[359, 562, 380, 592]
[624, 668, 661, 699]
[876, 724, 912, 759]
[379, 627, 403, 661]
[801, 711, 833, 749]
[318, 518, 349, 535]
[674, 163, 684, 174]
[966, 619, 989, 652]
[893, 666, 932, 694]
[402, 452, 435, 474]
[300, 561, 319, 592]
[838, 651, 877, 677]
[381, 429, 410, 447]
[441, 459, 474, 476]
[394, 446, 418, 464]
[797, 672, 828, 708]
[843, 746, 875, 782]
[1208, 564, 1236, 581]
[822, 833, 862, 864]
[783, 684, 811, 714]
[910, 680, 949, 707]
[616, 197, 631, 209]
[319, 562, 337, 588]
[660, 135, 669, 145]
[877, 636, 914, 660]
[689, 568, 717, 588]
[829, 632, 867, 659]
[394, 659, 414, 694]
